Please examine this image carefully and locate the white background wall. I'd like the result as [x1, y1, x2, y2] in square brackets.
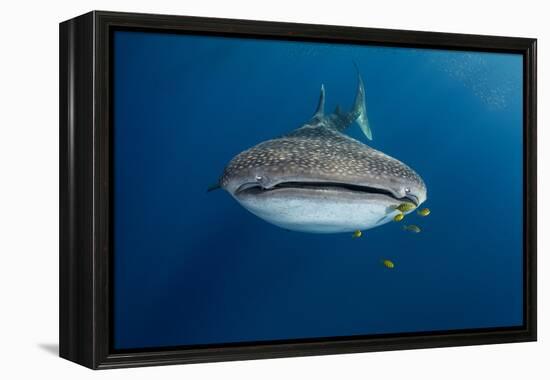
[0, 0, 547, 378]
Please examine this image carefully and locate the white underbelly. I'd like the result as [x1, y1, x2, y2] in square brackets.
[235, 189, 408, 233]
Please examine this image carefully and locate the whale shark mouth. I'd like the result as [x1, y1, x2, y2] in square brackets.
[236, 181, 419, 206]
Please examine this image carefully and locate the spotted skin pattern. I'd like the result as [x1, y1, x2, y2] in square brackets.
[220, 121, 425, 195]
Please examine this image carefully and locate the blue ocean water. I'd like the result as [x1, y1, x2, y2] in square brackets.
[113, 30, 523, 350]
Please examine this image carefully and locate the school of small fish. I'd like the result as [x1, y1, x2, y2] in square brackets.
[417, 208, 430, 217]
[351, 204, 431, 269]
[393, 213, 404, 222]
[402, 224, 421, 233]
[394, 203, 416, 213]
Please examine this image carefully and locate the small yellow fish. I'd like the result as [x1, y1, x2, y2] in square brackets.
[393, 213, 404, 222]
[352, 230, 362, 238]
[394, 203, 416, 213]
[402, 224, 421, 233]
[417, 208, 430, 217]
[382, 259, 395, 269]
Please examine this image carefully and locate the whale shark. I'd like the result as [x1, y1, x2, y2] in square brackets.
[214, 73, 427, 233]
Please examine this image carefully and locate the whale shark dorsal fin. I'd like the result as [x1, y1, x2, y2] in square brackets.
[312, 84, 325, 118]
[350, 69, 373, 140]
[334, 105, 343, 115]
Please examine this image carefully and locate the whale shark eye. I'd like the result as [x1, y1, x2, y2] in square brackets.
[404, 187, 411, 193]
[255, 175, 263, 182]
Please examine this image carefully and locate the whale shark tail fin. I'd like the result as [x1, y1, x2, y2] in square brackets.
[312, 84, 325, 119]
[350, 68, 372, 140]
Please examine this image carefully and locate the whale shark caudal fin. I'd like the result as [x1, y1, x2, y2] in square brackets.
[312, 84, 325, 118]
[350, 73, 372, 140]
[313, 71, 372, 140]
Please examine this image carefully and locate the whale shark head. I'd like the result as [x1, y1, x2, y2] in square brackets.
[217, 74, 427, 233]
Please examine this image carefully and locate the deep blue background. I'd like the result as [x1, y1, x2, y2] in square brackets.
[113, 31, 523, 349]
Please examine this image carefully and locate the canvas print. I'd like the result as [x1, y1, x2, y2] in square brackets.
[112, 30, 523, 350]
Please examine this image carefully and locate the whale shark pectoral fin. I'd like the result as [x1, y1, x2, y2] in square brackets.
[351, 72, 373, 140]
[312, 84, 325, 119]
[207, 182, 221, 192]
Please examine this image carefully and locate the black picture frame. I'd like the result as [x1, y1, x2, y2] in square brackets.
[59, 10, 537, 369]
